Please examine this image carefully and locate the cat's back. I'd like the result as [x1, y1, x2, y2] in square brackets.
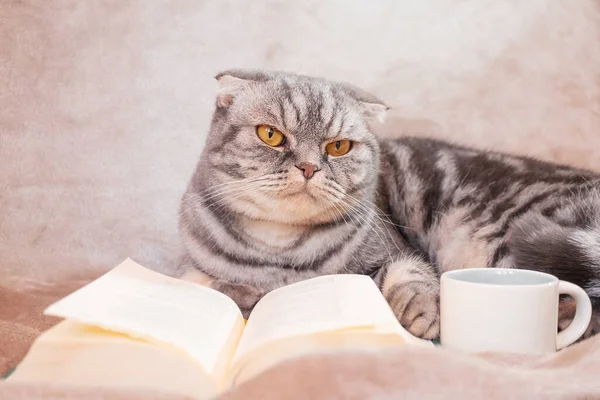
[377, 136, 600, 271]
[376, 136, 600, 245]
[377, 136, 600, 186]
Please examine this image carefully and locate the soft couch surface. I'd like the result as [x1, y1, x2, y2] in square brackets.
[2, 280, 600, 399]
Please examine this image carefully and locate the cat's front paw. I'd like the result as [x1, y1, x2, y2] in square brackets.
[386, 282, 440, 340]
[210, 280, 265, 319]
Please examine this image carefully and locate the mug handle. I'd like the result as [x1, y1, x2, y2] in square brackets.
[556, 281, 593, 350]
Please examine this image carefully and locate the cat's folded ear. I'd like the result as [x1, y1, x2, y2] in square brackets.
[214, 69, 272, 108]
[214, 69, 389, 123]
[337, 82, 390, 124]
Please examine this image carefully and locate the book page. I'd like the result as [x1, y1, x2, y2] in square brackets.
[9, 320, 218, 399]
[232, 274, 421, 365]
[44, 258, 243, 377]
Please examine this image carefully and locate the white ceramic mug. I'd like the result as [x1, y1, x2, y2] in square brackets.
[440, 268, 592, 354]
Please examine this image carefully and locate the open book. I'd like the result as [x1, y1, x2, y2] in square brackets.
[8, 259, 433, 399]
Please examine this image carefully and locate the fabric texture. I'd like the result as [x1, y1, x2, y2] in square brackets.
[1, 281, 600, 399]
[0, 279, 96, 375]
[218, 337, 600, 400]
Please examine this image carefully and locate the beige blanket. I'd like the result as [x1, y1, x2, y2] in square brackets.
[0, 278, 101, 375]
[1, 281, 599, 399]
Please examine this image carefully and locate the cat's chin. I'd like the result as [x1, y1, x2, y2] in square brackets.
[275, 191, 344, 224]
[238, 196, 343, 226]
[226, 181, 349, 226]
[273, 212, 340, 226]
[255, 214, 339, 227]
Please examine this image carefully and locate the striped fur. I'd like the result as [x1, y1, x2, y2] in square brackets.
[178, 69, 600, 340]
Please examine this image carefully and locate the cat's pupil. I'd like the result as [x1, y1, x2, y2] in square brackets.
[268, 128, 274, 139]
[335, 141, 341, 150]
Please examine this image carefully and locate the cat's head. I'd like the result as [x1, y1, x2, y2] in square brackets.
[198, 69, 388, 226]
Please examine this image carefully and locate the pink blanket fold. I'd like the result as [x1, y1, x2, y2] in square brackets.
[2, 282, 599, 399]
[218, 334, 600, 400]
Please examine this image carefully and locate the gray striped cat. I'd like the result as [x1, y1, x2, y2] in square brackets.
[178, 69, 600, 340]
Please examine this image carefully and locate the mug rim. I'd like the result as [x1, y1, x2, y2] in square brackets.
[441, 268, 558, 287]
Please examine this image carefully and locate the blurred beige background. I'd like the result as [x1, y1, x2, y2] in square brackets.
[2, 0, 600, 286]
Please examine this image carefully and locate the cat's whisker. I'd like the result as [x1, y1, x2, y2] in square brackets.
[179, 179, 268, 217]
[207, 184, 273, 214]
[344, 193, 413, 231]
[180, 181, 265, 220]
[341, 197, 404, 257]
[204, 179, 282, 205]
[196, 173, 282, 197]
[183, 176, 286, 220]
[321, 179, 407, 231]
[327, 195, 352, 226]
[348, 207, 394, 262]
[318, 197, 361, 273]
[208, 182, 285, 216]
[179, 182, 268, 229]
[199, 176, 278, 203]
[328, 191, 400, 260]
[322, 193, 382, 257]
[316, 183, 407, 256]
[340, 196, 414, 257]
[319, 191, 351, 226]
[327, 194, 393, 261]
[221, 185, 281, 223]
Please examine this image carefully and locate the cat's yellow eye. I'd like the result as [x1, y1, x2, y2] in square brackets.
[257, 125, 286, 147]
[326, 140, 353, 157]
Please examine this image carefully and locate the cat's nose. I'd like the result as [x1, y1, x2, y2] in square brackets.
[295, 162, 320, 180]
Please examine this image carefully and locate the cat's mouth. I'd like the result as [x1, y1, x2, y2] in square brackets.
[278, 185, 319, 201]
[225, 174, 348, 224]
[240, 184, 348, 225]
[282, 176, 336, 199]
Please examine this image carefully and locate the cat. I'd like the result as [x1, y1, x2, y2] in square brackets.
[177, 69, 600, 340]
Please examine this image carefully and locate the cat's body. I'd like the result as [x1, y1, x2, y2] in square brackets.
[179, 69, 600, 339]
